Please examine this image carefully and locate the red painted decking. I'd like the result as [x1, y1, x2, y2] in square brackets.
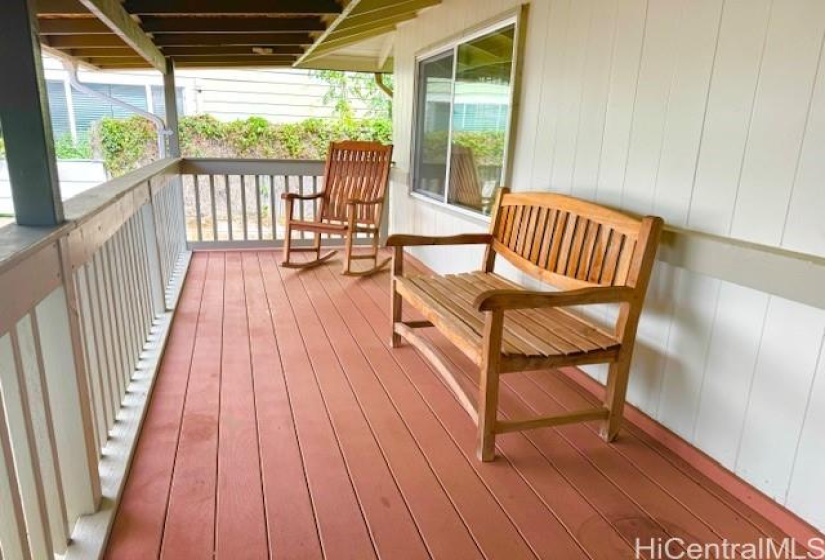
[107, 251, 796, 559]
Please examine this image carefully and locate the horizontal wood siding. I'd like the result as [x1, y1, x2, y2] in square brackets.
[389, 0, 825, 531]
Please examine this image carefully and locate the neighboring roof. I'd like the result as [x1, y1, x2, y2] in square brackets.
[35, 0, 441, 73]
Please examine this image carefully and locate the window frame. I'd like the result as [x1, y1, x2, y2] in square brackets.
[409, 8, 526, 221]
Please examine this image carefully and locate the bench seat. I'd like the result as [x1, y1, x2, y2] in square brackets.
[396, 271, 620, 371]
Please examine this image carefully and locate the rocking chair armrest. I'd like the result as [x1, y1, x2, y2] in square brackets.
[281, 192, 324, 201]
[473, 286, 636, 312]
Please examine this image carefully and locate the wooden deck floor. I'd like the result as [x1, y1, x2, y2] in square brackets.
[107, 251, 794, 560]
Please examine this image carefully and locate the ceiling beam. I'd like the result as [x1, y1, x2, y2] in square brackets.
[168, 55, 298, 64]
[37, 19, 113, 34]
[123, 0, 342, 16]
[76, 0, 166, 72]
[161, 45, 306, 56]
[140, 16, 326, 34]
[35, 0, 90, 15]
[152, 33, 313, 47]
[65, 47, 137, 57]
[46, 34, 128, 48]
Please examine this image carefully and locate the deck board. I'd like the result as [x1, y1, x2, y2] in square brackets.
[108, 251, 796, 559]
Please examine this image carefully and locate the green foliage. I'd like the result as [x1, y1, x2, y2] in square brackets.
[94, 116, 158, 176]
[92, 114, 393, 176]
[54, 134, 93, 160]
[422, 130, 505, 166]
[310, 70, 393, 119]
[0, 136, 5, 158]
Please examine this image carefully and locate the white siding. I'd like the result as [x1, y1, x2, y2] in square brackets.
[390, 0, 825, 530]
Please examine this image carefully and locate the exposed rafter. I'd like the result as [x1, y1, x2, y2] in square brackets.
[151, 33, 314, 47]
[123, 0, 343, 16]
[47, 35, 129, 49]
[35, 0, 443, 72]
[160, 46, 306, 56]
[140, 16, 327, 34]
[37, 19, 113, 35]
[76, 0, 166, 72]
[296, 0, 441, 69]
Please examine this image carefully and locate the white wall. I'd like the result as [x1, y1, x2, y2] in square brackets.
[390, 0, 825, 531]
[43, 55, 382, 124]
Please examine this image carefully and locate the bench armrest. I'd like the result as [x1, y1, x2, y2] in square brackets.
[474, 286, 636, 311]
[281, 192, 324, 201]
[386, 233, 494, 247]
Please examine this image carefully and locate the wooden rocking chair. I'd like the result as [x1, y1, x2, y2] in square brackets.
[281, 140, 394, 275]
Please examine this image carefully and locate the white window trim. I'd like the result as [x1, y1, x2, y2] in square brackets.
[408, 7, 527, 222]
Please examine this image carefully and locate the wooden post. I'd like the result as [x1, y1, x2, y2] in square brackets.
[163, 59, 181, 157]
[0, 0, 64, 226]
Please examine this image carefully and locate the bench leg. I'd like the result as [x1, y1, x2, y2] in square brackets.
[601, 359, 631, 442]
[477, 361, 500, 462]
[391, 248, 403, 348]
[477, 310, 504, 462]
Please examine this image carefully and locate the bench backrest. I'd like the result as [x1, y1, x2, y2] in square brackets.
[487, 189, 663, 294]
[320, 140, 393, 225]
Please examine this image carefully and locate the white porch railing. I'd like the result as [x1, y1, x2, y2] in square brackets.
[180, 158, 381, 249]
[0, 158, 189, 560]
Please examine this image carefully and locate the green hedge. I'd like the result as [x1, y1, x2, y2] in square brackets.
[92, 114, 393, 176]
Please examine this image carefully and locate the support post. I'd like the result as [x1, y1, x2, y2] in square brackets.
[163, 59, 181, 158]
[0, 0, 64, 226]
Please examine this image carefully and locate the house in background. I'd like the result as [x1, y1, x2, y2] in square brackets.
[41, 54, 384, 143]
[0, 0, 823, 558]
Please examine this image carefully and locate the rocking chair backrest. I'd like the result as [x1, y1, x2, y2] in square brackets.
[319, 141, 394, 226]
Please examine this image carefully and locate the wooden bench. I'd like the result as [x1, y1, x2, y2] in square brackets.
[387, 188, 663, 461]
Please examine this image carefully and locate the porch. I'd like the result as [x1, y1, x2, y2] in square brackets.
[108, 250, 790, 560]
[2, 0, 825, 558]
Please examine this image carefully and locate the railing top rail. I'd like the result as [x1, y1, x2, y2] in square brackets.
[180, 158, 325, 177]
[63, 158, 180, 224]
[0, 158, 181, 278]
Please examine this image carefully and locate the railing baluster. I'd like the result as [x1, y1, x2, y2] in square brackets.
[226, 174, 233, 241]
[93, 252, 119, 425]
[5, 326, 55, 559]
[193, 175, 202, 242]
[113, 231, 135, 377]
[210, 175, 218, 242]
[102, 245, 126, 402]
[0, 349, 31, 559]
[26, 311, 71, 551]
[241, 175, 248, 241]
[255, 175, 263, 240]
[89, 253, 115, 433]
[270, 175, 277, 240]
[74, 265, 103, 451]
[121, 224, 141, 368]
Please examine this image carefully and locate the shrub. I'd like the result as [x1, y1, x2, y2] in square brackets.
[92, 114, 394, 176]
[54, 134, 93, 160]
[94, 116, 158, 176]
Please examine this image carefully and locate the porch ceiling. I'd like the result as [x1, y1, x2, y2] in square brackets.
[35, 0, 441, 73]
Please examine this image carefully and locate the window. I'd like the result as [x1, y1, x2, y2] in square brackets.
[412, 17, 519, 216]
